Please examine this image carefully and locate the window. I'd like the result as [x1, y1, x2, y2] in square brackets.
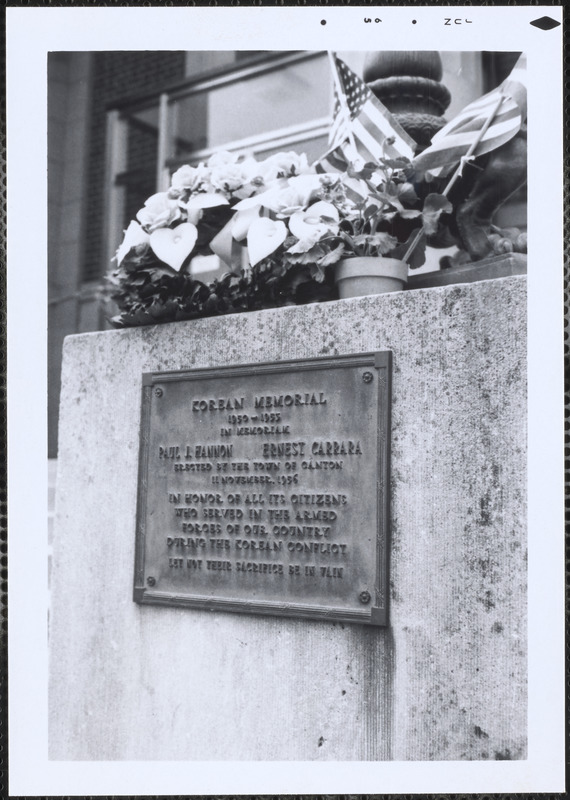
[104, 51, 332, 273]
[167, 52, 331, 171]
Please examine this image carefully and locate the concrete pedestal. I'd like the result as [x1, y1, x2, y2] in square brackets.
[49, 276, 527, 761]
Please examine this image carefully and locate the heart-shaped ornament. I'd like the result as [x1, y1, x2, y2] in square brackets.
[288, 201, 339, 240]
[232, 207, 260, 241]
[150, 223, 198, 271]
[247, 217, 287, 266]
[185, 192, 229, 210]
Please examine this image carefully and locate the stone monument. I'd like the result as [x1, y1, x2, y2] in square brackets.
[49, 276, 527, 760]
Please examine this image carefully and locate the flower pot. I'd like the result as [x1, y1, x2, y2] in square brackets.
[334, 257, 408, 299]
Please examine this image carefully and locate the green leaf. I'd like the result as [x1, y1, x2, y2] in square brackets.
[317, 243, 345, 266]
[352, 232, 398, 256]
[423, 193, 453, 215]
[381, 157, 411, 170]
[397, 182, 419, 204]
[421, 193, 453, 235]
[347, 163, 377, 181]
[308, 263, 326, 283]
[110, 314, 125, 328]
[373, 192, 403, 211]
[366, 232, 399, 255]
[286, 246, 324, 266]
[391, 230, 427, 270]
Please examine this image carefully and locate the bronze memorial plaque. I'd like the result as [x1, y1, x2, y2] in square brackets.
[134, 352, 391, 625]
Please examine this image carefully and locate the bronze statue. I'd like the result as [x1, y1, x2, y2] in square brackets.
[430, 127, 527, 265]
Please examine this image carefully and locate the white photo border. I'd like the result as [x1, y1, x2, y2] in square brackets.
[6, 5, 565, 796]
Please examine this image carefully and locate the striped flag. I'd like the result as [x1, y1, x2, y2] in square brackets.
[315, 54, 416, 174]
[413, 53, 527, 178]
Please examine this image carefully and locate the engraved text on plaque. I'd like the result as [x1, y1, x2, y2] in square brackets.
[134, 352, 391, 625]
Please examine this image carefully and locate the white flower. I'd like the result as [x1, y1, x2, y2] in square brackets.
[209, 156, 262, 196]
[233, 173, 324, 222]
[210, 163, 249, 193]
[289, 173, 336, 198]
[263, 174, 333, 216]
[115, 221, 150, 265]
[257, 151, 311, 181]
[231, 175, 267, 201]
[207, 150, 239, 169]
[136, 192, 183, 232]
[265, 185, 311, 217]
[170, 163, 210, 192]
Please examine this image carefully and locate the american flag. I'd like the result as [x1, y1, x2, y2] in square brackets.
[315, 54, 416, 174]
[413, 53, 527, 178]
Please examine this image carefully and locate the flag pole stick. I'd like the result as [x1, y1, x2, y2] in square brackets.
[441, 93, 506, 196]
[327, 51, 358, 153]
[402, 92, 506, 265]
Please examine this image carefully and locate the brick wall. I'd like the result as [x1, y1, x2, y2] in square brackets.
[48, 53, 93, 457]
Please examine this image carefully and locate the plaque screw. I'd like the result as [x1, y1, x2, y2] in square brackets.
[359, 590, 371, 604]
[154, 387, 163, 397]
[147, 576, 156, 587]
[362, 371, 373, 383]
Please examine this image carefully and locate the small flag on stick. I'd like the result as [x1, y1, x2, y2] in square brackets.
[315, 53, 416, 174]
[413, 53, 527, 178]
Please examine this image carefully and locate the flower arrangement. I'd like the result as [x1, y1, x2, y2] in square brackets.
[234, 156, 453, 280]
[107, 149, 451, 327]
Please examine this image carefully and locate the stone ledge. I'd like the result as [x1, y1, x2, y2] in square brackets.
[407, 253, 527, 290]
